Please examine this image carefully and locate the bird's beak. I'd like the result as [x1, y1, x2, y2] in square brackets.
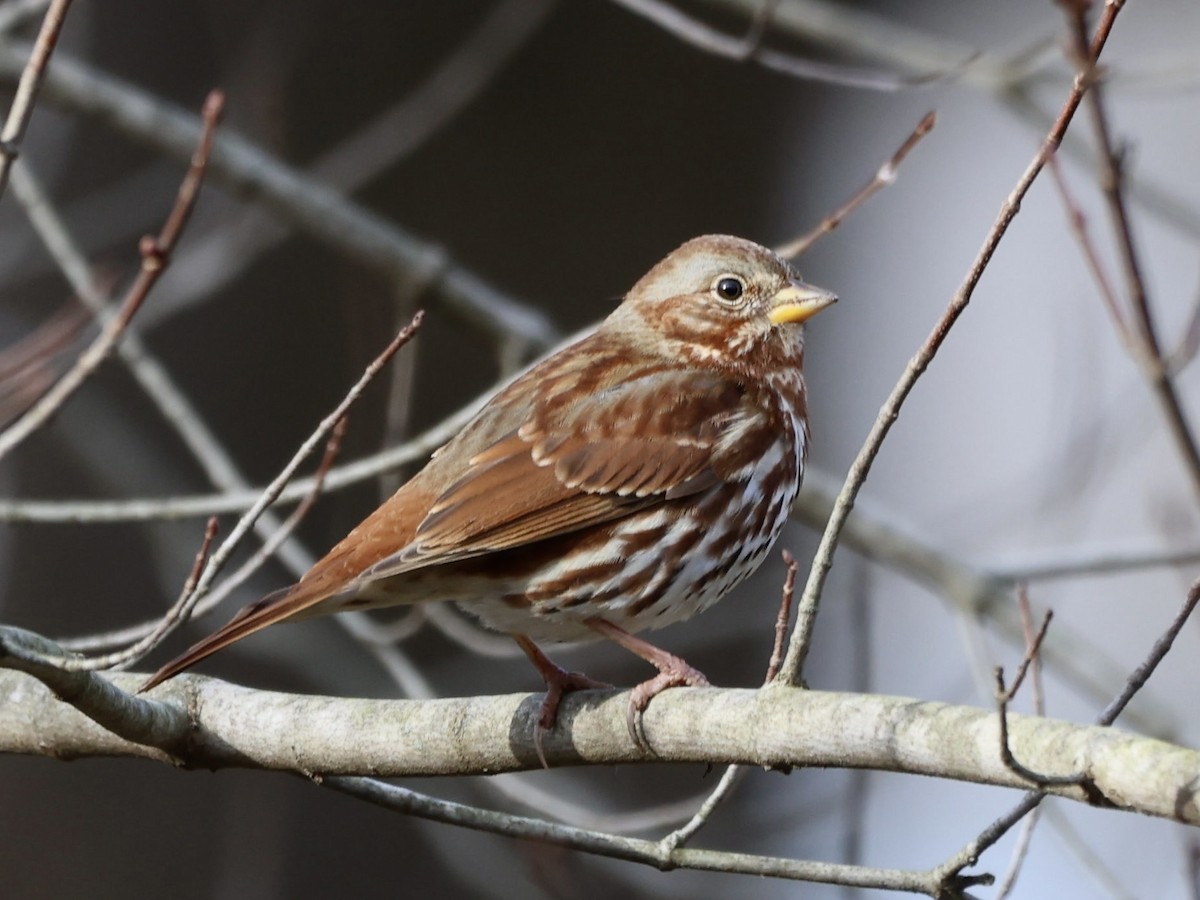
[767, 280, 838, 325]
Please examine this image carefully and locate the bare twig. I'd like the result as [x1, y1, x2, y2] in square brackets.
[0, 0, 69, 197]
[991, 607, 1078, 788]
[775, 0, 1127, 688]
[993, 805, 1041, 900]
[0, 90, 224, 461]
[775, 111, 937, 260]
[997, 609, 1053, 703]
[132, 313, 425, 666]
[321, 774, 934, 892]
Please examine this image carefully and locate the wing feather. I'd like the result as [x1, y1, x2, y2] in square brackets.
[362, 367, 765, 582]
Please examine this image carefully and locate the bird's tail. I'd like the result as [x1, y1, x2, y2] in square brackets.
[139, 582, 331, 693]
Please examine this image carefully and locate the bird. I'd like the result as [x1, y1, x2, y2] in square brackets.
[142, 234, 836, 754]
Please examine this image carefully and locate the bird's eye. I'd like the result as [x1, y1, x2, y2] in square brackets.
[714, 276, 744, 302]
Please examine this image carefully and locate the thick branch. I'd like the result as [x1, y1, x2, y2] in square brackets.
[1, 662, 1195, 827]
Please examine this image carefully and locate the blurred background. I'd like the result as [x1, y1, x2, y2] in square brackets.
[2, 0, 1199, 897]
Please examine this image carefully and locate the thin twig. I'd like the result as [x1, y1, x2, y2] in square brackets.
[775, 111, 937, 260]
[998, 609, 1053, 702]
[0, 397, 475, 525]
[1046, 152, 1139, 355]
[0, 0, 69, 197]
[775, 0, 1126, 688]
[992, 607, 1075, 788]
[992, 806, 1041, 900]
[765, 548, 799, 683]
[0, 90, 224, 461]
[1098, 574, 1200, 727]
[319, 774, 938, 892]
[134, 313, 425, 666]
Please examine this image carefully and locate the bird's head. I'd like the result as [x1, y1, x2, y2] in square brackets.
[606, 234, 836, 371]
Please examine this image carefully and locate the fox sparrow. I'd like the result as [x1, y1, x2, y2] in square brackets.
[143, 234, 836, 753]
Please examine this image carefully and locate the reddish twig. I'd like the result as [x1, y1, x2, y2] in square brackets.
[657, 546, 804, 856]
[0, 0, 71, 198]
[776, 111, 937, 260]
[1046, 153, 1139, 354]
[0, 90, 225, 462]
[764, 548, 799, 684]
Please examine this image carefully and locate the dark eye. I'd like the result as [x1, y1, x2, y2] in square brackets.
[715, 276, 744, 301]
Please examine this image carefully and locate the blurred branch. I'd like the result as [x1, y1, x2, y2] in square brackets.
[0, 39, 559, 350]
[0, 1, 51, 36]
[0, 0, 69, 198]
[322, 774, 935, 893]
[161, 0, 556, 324]
[609, 0, 967, 90]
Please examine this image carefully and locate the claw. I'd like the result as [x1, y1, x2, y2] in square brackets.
[626, 662, 710, 753]
[587, 618, 711, 755]
[515, 635, 610, 768]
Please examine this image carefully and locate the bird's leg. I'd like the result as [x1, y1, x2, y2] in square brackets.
[514, 634, 611, 769]
[586, 618, 710, 753]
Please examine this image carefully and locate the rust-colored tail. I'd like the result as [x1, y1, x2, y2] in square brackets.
[139, 582, 331, 692]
